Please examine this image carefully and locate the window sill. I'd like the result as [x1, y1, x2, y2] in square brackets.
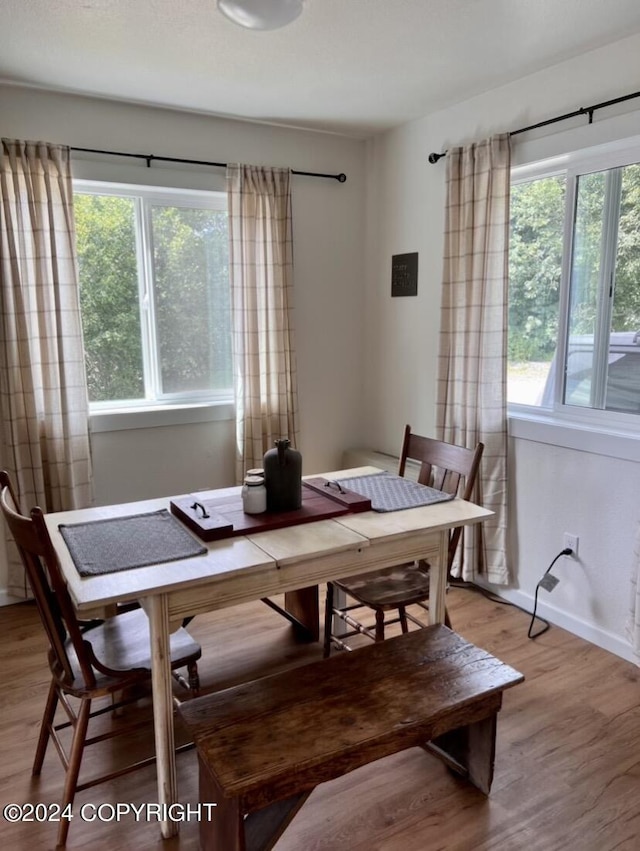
[89, 401, 234, 433]
[508, 406, 640, 462]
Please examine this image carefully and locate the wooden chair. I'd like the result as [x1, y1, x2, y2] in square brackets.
[323, 426, 484, 656]
[0, 471, 202, 848]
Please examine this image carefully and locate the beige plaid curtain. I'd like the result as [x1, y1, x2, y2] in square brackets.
[227, 164, 300, 481]
[436, 134, 511, 585]
[0, 139, 93, 597]
[629, 522, 640, 664]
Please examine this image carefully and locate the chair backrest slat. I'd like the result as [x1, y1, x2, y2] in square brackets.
[0, 471, 96, 688]
[397, 426, 484, 574]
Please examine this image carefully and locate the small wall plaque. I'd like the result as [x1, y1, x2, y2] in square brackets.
[391, 252, 418, 297]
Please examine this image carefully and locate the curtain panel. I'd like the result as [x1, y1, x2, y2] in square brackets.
[0, 138, 93, 597]
[628, 521, 640, 665]
[226, 164, 300, 482]
[436, 134, 511, 585]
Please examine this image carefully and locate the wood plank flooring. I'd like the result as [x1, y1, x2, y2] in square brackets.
[0, 587, 638, 850]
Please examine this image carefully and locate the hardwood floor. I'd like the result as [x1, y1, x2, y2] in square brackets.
[0, 587, 638, 850]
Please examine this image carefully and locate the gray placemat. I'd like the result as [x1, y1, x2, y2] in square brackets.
[59, 509, 207, 577]
[336, 471, 455, 512]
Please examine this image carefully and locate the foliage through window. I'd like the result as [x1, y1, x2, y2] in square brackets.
[508, 146, 640, 420]
[74, 183, 231, 408]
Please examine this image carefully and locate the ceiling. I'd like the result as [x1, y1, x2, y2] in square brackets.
[2, 0, 640, 138]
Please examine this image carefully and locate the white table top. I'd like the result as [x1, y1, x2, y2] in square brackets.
[45, 467, 492, 613]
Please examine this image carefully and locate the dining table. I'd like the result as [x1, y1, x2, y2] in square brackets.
[44, 466, 493, 839]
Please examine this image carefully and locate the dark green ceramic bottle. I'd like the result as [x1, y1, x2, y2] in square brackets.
[263, 438, 302, 512]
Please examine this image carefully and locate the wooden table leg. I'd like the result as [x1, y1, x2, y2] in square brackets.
[283, 586, 319, 641]
[428, 530, 448, 625]
[148, 594, 179, 839]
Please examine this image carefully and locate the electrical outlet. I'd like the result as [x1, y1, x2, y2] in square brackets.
[563, 533, 579, 556]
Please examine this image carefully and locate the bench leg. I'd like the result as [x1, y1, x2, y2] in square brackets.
[245, 792, 312, 851]
[198, 754, 313, 851]
[199, 754, 245, 851]
[425, 713, 497, 795]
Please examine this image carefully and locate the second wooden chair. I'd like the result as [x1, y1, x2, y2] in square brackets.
[323, 426, 483, 656]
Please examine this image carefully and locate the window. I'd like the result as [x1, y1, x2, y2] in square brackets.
[74, 182, 231, 410]
[508, 143, 640, 424]
[508, 173, 566, 405]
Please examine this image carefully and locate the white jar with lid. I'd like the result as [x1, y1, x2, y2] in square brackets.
[242, 475, 267, 514]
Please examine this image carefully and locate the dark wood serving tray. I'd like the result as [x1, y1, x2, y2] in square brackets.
[170, 479, 371, 542]
[303, 477, 372, 512]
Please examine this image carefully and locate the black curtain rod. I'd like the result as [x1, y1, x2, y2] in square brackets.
[427, 88, 640, 164]
[70, 146, 347, 182]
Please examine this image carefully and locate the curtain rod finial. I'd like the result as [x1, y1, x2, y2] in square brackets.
[428, 151, 446, 164]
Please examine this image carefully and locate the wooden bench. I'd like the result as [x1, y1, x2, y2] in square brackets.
[178, 625, 524, 851]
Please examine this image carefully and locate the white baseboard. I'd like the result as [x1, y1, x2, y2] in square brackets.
[479, 584, 639, 666]
[0, 590, 24, 607]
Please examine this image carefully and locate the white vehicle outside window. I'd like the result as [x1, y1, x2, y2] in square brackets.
[508, 141, 640, 431]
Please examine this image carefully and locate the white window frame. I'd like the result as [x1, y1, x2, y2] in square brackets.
[508, 136, 640, 457]
[74, 180, 234, 429]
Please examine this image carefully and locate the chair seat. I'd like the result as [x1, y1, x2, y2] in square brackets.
[334, 562, 431, 610]
[65, 609, 201, 690]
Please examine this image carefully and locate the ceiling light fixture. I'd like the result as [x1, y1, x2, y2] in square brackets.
[217, 0, 304, 31]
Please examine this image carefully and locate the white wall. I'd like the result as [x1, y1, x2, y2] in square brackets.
[4, 34, 640, 661]
[363, 32, 640, 662]
[0, 84, 367, 596]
